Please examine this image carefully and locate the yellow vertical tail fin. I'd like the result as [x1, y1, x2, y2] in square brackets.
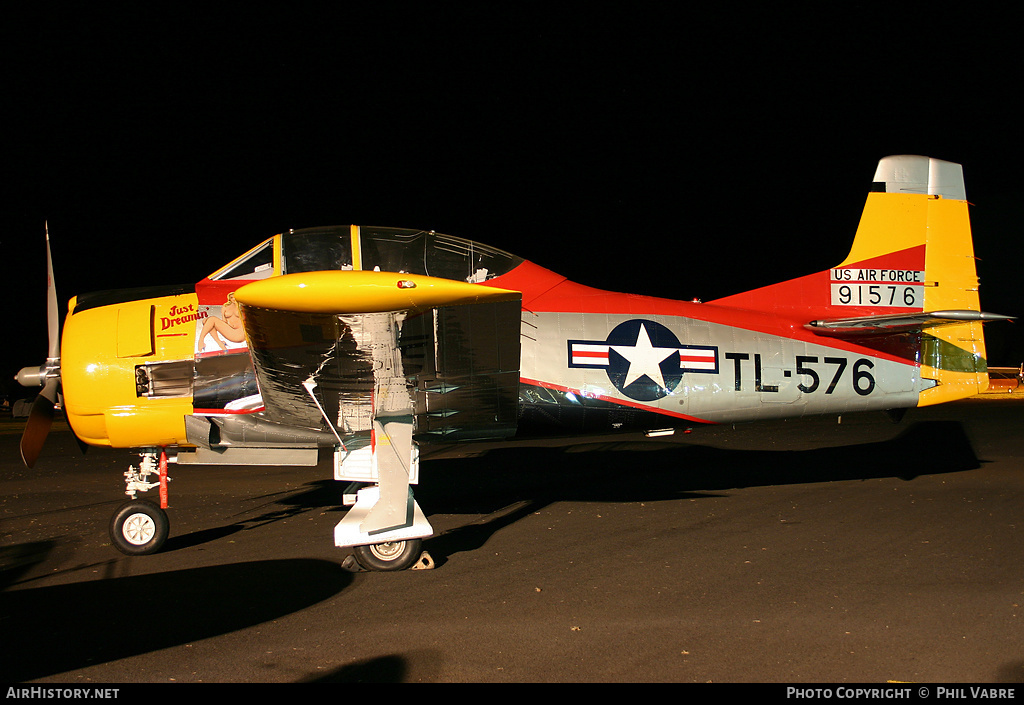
[709, 156, 1011, 405]
[846, 156, 987, 405]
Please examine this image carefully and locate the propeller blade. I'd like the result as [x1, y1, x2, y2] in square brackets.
[45, 223, 59, 360]
[20, 379, 58, 468]
[18, 224, 63, 468]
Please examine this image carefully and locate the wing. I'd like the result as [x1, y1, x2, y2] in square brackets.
[234, 270, 523, 442]
[232, 270, 522, 542]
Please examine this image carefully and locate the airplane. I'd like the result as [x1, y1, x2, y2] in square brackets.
[15, 155, 1014, 571]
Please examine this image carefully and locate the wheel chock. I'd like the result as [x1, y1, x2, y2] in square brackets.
[410, 550, 435, 570]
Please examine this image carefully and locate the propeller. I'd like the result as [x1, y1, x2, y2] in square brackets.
[16, 224, 62, 468]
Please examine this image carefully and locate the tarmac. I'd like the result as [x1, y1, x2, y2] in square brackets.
[1, 397, 1022, 683]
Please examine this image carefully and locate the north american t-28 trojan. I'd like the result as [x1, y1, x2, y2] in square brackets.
[16, 155, 1012, 570]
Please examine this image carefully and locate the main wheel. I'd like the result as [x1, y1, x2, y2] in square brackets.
[109, 500, 169, 555]
[351, 538, 423, 571]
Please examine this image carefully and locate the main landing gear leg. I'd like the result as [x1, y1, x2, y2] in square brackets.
[332, 311, 434, 571]
[109, 448, 171, 555]
[336, 481, 435, 571]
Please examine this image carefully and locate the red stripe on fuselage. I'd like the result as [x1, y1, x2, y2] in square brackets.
[486, 260, 920, 366]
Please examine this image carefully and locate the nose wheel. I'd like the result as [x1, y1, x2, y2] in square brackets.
[109, 499, 169, 555]
[109, 448, 171, 555]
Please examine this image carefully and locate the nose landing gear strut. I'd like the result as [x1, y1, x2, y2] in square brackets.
[109, 448, 170, 555]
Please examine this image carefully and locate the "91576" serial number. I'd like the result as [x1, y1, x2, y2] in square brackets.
[830, 283, 923, 308]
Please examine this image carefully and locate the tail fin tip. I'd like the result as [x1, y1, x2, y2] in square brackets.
[871, 155, 966, 201]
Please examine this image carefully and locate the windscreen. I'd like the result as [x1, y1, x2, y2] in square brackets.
[281, 227, 354, 274]
[282, 226, 522, 282]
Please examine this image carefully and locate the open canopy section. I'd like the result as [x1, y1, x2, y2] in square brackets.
[207, 225, 525, 284]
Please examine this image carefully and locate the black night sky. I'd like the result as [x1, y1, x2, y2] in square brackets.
[4, 7, 1020, 397]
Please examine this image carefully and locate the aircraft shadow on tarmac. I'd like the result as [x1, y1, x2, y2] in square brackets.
[0, 555, 351, 682]
[415, 418, 981, 567]
[135, 417, 983, 568]
[159, 480, 348, 553]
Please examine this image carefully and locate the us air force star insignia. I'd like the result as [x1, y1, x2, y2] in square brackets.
[568, 319, 719, 402]
[610, 323, 677, 390]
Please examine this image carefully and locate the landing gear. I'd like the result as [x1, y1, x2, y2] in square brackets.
[109, 499, 169, 555]
[351, 538, 425, 572]
[110, 448, 171, 556]
[335, 484, 435, 571]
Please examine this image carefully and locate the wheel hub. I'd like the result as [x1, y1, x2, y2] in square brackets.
[369, 541, 406, 561]
[122, 513, 157, 545]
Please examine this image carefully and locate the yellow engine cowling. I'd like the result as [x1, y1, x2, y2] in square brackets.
[61, 292, 199, 448]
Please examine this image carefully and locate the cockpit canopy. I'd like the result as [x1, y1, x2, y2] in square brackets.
[209, 226, 524, 284]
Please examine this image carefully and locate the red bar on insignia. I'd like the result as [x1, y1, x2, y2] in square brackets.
[571, 343, 609, 366]
[678, 348, 716, 371]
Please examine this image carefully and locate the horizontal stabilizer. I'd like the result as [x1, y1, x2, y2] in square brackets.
[806, 309, 1014, 336]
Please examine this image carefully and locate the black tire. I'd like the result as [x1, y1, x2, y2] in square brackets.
[352, 538, 423, 571]
[109, 500, 169, 555]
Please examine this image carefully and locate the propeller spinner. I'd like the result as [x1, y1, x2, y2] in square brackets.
[16, 224, 62, 467]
